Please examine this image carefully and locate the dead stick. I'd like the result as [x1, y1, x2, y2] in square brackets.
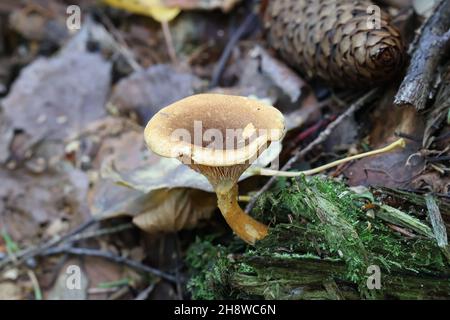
[245, 89, 379, 213]
[0, 218, 97, 269]
[394, 0, 450, 110]
[40, 246, 177, 283]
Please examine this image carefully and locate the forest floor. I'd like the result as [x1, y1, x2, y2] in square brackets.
[0, 0, 449, 300]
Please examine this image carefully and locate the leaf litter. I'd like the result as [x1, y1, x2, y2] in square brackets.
[0, 0, 449, 300]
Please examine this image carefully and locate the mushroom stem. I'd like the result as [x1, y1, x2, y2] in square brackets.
[215, 183, 268, 245]
[255, 138, 406, 177]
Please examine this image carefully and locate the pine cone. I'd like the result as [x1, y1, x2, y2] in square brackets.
[264, 0, 405, 88]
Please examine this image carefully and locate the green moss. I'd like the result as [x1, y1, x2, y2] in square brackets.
[186, 177, 450, 299]
[185, 236, 232, 299]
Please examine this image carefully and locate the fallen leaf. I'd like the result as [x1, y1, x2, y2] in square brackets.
[411, 172, 450, 194]
[0, 166, 90, 243]
[248, 45, 308, 104]
[83, 257, 135, 300]
[132, 188, 216, 233]
[101, 141, 282, 193]
[108, 64, 205, 124]
[9, 4, 68, 44]
[47, 260, 89, 300]
[211, 45, 320, 131]
[0, 282, 23, 300]
[345, 103, 425, 189]
[0, 25, 111, 162]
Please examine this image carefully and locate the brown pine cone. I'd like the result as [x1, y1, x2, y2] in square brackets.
[264, 0, 405, 88]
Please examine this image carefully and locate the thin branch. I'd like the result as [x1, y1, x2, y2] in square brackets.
[161, 21, 177, 65]
[0, 218, 97, 269]
[134, 282, 157, 300]
[67, 223, 134, 243]
[210, 12, 258, 88]
[40, 246, 177, 283]
[256, 139, 406, 177]
[245, 88, 380, 213]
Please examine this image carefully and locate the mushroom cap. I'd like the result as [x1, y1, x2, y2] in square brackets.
[144, 94, 286, 167]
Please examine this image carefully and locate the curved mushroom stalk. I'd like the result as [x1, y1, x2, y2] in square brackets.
[215, 183, 268, 245]
[191, 164, 269, 244]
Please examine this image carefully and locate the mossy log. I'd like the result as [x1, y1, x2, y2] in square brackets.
[187, 177, 450, 300]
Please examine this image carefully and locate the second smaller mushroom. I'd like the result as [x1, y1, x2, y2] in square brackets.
[144, 94, 286, 244]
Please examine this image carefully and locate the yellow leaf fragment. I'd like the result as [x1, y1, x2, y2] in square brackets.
[103, 0, 180, 22]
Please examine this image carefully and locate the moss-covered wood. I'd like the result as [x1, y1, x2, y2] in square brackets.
[186, 177, 450, 299]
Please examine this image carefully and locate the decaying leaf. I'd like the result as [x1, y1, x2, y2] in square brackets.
[0, 26, 111, 162]
[0, 166, 90, 242]
[411, 172, 450, 194]
[212, 46, 320, 131]
[92, 174, 216, 234]
[47, 260, 88, 300]
[132, 188, 216, 233]
[108, 64, 205, 123]
[87, 117, 218, 233]
[247, 45, 307, 104]
[100, 141, 282, 193]
[0, 282, 23, 300]
[8, 3, 68, 44]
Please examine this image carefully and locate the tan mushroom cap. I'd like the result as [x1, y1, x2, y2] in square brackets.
[144, 94, 286, 167]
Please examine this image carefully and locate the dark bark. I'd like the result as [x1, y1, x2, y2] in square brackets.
[394, 0, 450, 110]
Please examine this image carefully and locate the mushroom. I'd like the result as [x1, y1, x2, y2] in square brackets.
[144, 94, 286, 244]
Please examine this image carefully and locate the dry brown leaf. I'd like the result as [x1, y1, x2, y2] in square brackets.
[0, 26, 111, 163]
[411, 172, 450, 194]
[211, 45, 320, 131]
[132, 188, 216, 233]
[0, 166, 90, 243]
[100, 141, 282, 193]
[345, 93, 425, 189]
[86, 117, 217, 233]
[47, 260, 88, 300]
[108, 64, 205, 124]
[0, 282, 23, 300]
[8, 3, 68, 44]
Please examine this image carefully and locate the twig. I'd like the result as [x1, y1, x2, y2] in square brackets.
[0, 218, 97, 269]
[161, 21, 177, 65]
[88, 287, 119, 295]
[245, 89, 380, 213]
[108, 286, 130, 300]
[40, 246, 177, 283]
[378, 204, 434, 238]
[210, 12, 258, 88]
[255, 138, 406, 177]
[426, 194, 450, 263]
[67, 223, 134, 243]
[394, 0, 450, 110]
[97, 12, 142, 72]
[134, 282, 157, 300]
